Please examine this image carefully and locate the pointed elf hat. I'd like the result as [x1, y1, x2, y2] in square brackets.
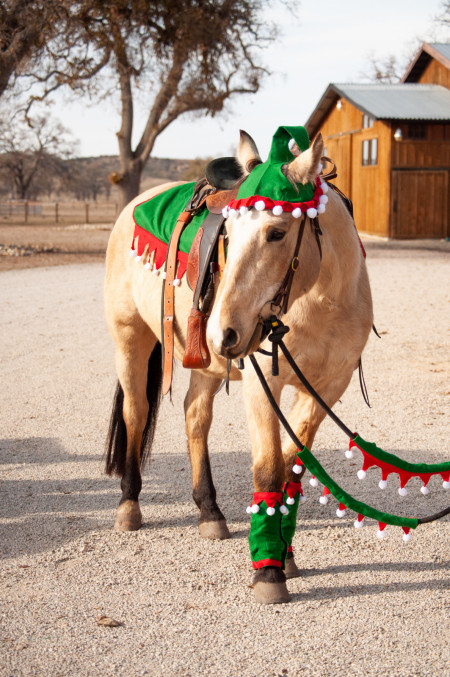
[223, 125, 328, 219]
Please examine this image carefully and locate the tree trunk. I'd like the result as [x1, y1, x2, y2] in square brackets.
[116, 158, 142, 212]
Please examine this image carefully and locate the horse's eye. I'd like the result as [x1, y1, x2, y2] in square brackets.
[267, 229, 286, 242]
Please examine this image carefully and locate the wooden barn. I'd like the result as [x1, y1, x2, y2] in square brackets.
[305, 43, 450, 238]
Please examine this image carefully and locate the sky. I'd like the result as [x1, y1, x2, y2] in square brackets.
[52, 0, 448, 160]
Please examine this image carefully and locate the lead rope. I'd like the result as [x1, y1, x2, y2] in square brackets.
[251, 315, 450, 530]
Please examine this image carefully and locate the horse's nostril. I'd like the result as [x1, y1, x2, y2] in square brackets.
[222, 327, 239, 348]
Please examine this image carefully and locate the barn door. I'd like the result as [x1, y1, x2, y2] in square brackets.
[392, 170, 448, 238]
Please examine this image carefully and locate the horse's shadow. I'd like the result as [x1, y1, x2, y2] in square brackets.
[289, 575, 449, 603]
[1, 437, 448, 573]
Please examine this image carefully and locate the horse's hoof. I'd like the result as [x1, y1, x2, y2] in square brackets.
[284, 556, 301, 579]
[198, 520, 230, 540]
[114, 500, 142, 532]
[252, 566, 291, 604]
[253, 581, 291, 604]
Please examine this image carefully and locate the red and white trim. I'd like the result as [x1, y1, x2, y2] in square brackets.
[223, 176, 328, 219]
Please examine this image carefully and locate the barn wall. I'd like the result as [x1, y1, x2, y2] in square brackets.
[319, 100, 391, 236]
[417, 58, 450, 88]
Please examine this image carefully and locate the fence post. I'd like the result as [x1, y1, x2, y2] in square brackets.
[24, 201, 28, 224]
[55, 202, 59, 224]
[85, 202, 89, 224]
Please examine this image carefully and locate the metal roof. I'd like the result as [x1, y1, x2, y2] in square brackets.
[306, 83, 450, 136]
[430, 43, 450, 62]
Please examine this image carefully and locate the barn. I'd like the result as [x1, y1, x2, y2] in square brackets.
[305, 43, 450, 238]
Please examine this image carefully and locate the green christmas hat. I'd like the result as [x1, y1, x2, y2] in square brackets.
[223, 125, 328, 219]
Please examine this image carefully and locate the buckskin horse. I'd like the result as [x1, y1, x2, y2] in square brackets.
[104, 126, 373, 604]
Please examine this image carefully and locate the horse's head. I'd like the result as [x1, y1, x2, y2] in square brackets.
[207, 126, 325, 359]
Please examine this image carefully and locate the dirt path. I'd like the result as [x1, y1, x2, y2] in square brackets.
[0, 223, 111, 271]
[0, 243, 449, 677]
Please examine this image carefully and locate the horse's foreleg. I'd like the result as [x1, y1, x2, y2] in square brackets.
[184, 371, 230, 540]
[107, 319, 160, 531]
[243, 370, 290, 604]
[280, 391, 326, 578]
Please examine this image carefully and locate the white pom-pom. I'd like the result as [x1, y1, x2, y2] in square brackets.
[222, 207, 229, 218]
[336, 508, 346, 518]
[292, 207, 302, 219]
[379, 479, 388, 490]
[288, 138, 300, 156]
[266, 506, 276, 516]
[246, 506, 252, 514]
[272, 205, 283, 216]
[357, 469, 367, 480]
[420, 485, 429, 495]
[255, 200, 265, 211]
[320, 181, 329, 193]
[319, 495, 329, 505]
[398, 487, 408, 497]
[299, 494, 307, 503]
[345, 449, 354, 459]
[354, 519, 364, 529]
[129, 249, 137, 258]
[377, 529, 386, 540]
[229, 208, 237, 218]
[280, 505, 289, 515]
[173, 278, 181, 287]
[317, 204, 326, 214]
[403, 532, 412, 543]
[292, 463, 302, 475]
[286, 497, 295, 505]
[309, 477, 319, 488]
[135, 255, 142, 263]
[239, 206, 248, 216]
[152, 267, 160, 276]
[443, 480, 450, 490]
[319, 194, 329, 205]
[306, 207, 318, 219]
[144, 262, 152, 270]
[251, 504, 260, 514]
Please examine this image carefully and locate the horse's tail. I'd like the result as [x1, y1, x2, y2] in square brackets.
[104, 342, 163, 476]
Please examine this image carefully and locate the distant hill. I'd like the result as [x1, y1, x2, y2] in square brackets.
[70, 155, 191, 182]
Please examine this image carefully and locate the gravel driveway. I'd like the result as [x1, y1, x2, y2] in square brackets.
[0, 240, 449, 677]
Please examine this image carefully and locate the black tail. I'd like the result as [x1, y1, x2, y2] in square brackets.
[104, 342, 163, 476]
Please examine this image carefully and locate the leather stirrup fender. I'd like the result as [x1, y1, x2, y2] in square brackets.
[162, 210, 192, 396]
[182, 308, 211, 369]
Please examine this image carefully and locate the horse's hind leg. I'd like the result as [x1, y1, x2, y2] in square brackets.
[105, 316, 162, 531]
[184, 371, 230, 540]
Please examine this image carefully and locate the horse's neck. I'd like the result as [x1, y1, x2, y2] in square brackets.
[290, 197, 364, 317]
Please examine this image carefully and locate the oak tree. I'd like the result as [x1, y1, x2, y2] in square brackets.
[16, 0, 274, 208]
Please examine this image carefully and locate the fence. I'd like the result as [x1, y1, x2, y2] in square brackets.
[0, 200, 119, 225]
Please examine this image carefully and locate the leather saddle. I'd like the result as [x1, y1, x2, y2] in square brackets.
[161, 157, 241, 395]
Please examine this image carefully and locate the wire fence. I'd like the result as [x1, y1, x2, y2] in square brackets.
[0, 200, 119, 225]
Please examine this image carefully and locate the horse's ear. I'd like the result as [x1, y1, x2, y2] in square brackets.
[237, 130, 261, 176]
[285, 133, 324, 186]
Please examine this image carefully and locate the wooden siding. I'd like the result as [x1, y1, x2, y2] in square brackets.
[391, 170, 449, 238]
[319, 100, 392, 235]
[392, 138, 450, 168]
[417, 58, 450, 88]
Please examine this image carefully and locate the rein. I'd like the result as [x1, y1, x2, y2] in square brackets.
[250, 316, 450, 533]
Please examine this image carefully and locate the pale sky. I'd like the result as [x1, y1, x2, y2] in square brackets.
[53, 0, 448, 160]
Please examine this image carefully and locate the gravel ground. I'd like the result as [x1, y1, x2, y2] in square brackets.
[0, 241, 449, 677]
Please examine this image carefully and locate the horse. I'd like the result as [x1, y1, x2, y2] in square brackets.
[104, 127, 373, 604]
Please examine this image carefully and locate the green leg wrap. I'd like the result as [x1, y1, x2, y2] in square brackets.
[248, 492, 288, 569]
[281, 481, 303, 551]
